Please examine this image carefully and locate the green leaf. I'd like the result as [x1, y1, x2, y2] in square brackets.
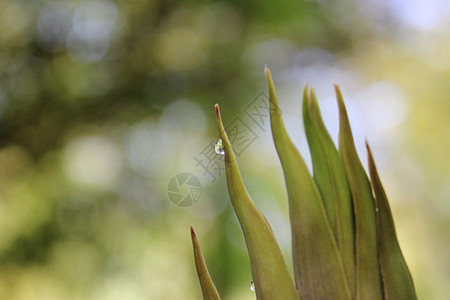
[303, 88, 355, 295]
[265, 66, 351, 300]
[335, 85, 382, 300]
[366, 142, 418, 300]
[302, 87, 337, 237]
[190, 227, 222, 300]
[215, 104, 299, 300]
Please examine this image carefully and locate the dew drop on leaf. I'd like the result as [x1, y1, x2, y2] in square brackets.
[215, 138, 225, 155]
[249, 280, 256, 292]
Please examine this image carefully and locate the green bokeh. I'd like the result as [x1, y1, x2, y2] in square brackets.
[0, 0, 448, 299]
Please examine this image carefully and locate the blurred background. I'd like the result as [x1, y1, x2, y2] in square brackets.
[0, 0, 449, 299]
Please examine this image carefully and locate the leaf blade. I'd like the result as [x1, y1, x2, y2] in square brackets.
[303, 88, 356, 295]
[302, 88, 337, 238]
[190, 227, 222, 300]
[215, 104, 299, 300]
[335, 85, 382, 300]
[266, 67, 351, 300]
[366, 142, 417, 300]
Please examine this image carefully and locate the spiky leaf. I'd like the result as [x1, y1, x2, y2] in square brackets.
[302, 87, 337, 237]
[265, 67, 351, 300]
[190, 227, 222, 300]
[335, 85, 382, 300]
[303, 88, 355, 294]
[215, 104, 298, 300]
[366, 142, 417, 300]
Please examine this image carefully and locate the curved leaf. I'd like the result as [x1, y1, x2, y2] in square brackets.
[190, 227, 222, 300]
[335, 85, 382, 300]
[303, 88, 337, 237]
[366, 142, 417, 300]
[266, 67, 351, 300]
[215, 104, 298, 300]
[303, 88, 355, 295]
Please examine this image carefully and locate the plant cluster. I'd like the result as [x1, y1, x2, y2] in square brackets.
[190, 67, 416, 300]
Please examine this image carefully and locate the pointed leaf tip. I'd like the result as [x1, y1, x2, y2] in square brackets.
[303, 87, 356, 295]
[215, 104, 220, 121]
[335, 85, 347, 120]
[264, 66, 271, 83]
[303, 86, 310, 106]
[336, 89, 382, 300]
[190, 227, 221, 300]
[266, 73, 350, 299]
[215, 104, 228, 154]
[366, 142, 417, 300]
[214, 103, 298, 300]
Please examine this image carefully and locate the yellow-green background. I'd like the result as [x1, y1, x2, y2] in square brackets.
[0, 0, 448, 299]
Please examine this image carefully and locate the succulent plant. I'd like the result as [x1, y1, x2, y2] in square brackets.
[190, 67, 417, 300]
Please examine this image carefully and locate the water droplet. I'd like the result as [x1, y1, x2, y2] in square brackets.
[215, 138, 225, 155]
[249, 280, 256, 292]
[376, 207, 379, 212]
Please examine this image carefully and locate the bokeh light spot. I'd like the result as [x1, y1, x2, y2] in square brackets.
[63, 135, 122, 189]
[66, 0, 117, 62]
[36, 1, 74, 53]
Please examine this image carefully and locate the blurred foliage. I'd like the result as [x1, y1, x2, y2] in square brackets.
[0, 0, 449, 299]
